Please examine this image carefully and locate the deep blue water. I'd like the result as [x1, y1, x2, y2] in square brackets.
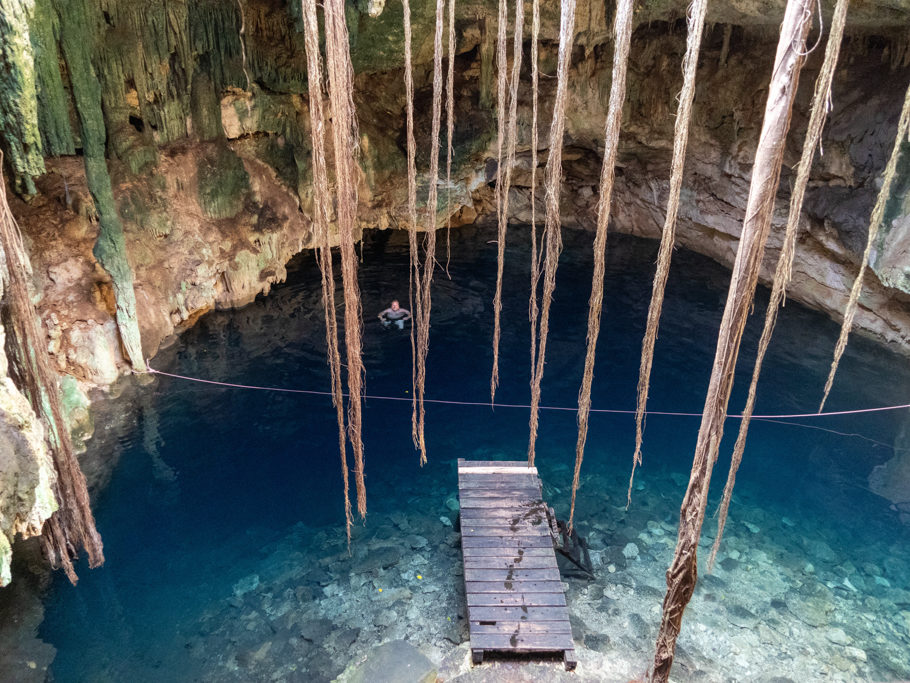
[38, 226, 910, 681]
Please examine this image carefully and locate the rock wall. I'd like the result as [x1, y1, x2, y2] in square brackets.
[4, 3, 909, 392]
[0, 262, 57, 587]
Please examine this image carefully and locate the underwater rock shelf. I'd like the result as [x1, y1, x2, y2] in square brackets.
[457, 459, 577, 670]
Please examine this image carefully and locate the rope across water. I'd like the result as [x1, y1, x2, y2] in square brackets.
[142, 365, 910, 422]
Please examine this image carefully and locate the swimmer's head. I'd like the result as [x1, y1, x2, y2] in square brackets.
[390, 300, 400, 310]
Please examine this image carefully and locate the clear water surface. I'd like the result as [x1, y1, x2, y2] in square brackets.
[38, 226, 910, 681]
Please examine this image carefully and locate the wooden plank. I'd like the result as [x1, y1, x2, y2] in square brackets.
[458, 466, 538, 475]
[460, 517, 548, 529]
[461, 528, 549, 539]
[461, 527, 550, 538]
[464, 568, 561, 582]
[458, 460, 528, 468]
[462, 546, 554, 558]
[461, 506, 547, 524]
[465, 580, 565, 594]
[458, 488, 542, 498]
[459, 501, 542, 510]
[464, 557, 558, 570]
[461, 502, 546, 511]
[467, 592, 567, 607]
[458, 484, 541, 494]
[465, 568, 561, 583]
[457, 484, 541, 493]
[460, 523, 548, 534]
[462, 537, 553, 550]
[459, 473, 539, 485]
[469, 621, 572, 634]
[467, 605, 568, 620]
[459, 470, 538, 480]
[460, 499, 545, 509]
[470, 633, 575, 651]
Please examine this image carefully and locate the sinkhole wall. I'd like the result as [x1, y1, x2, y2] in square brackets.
[0, 0, 907, 389]
[1, 0, 910, 554]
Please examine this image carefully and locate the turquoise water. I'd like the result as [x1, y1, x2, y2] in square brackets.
[38, 226, 910, 681]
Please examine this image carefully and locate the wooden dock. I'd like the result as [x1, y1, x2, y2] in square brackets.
[457, 459, 577, 670]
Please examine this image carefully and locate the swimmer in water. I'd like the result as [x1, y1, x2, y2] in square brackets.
[378, 300, 412, 329]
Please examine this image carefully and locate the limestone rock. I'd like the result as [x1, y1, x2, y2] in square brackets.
[0, 279, 58, 585]
[337, 639, 436, 683]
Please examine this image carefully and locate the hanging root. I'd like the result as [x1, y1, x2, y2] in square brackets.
[527, 0, 576, 466]
[629, 0, 709, 507]
[445, 0, 456, 276]
[301, 0, 352, 544]
[489, 0, 509, 402]
[528, 0, 542, 384]
[568, 0, 634, 532]
[651, 3, 813, 680]
[708, 0, 850, 572]
[402, 0, 423, 454]
[818, 73, 910, 411]
[491, 0, 525, 402]
[414, 0, 447, 465]
[322, 0, 367, 518]
[1, 164, 104, 584]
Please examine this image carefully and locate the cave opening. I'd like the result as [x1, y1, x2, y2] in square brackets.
[1, 0, 910, 681]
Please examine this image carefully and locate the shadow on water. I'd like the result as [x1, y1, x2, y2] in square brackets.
[36, 225, 910, 681]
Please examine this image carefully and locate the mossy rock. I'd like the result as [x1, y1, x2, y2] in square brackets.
[109, 123, 158, 175]
[119, 187, 172, 238]
[59, 374, 93, 452]
[197, 143, 250, 219]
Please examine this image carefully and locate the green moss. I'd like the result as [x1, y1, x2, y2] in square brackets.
[191, 71, 224, 141]
[197, 143, 250, 219]
[56, 0, 145, 369]
[119, 187, 172, 239]
[59, 374, 93, 450]
[0, 0, 45, 195]
[108, 123, 159, 175]
[30, 0, 75, 156]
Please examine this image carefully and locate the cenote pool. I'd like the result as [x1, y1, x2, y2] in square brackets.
[37, 226, 910, 681]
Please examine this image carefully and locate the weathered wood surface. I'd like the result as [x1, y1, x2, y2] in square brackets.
[457, 459, 577, 670]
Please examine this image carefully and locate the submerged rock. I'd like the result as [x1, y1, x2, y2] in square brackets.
[232, 574, 259, 597]
[353, 546, 402, 573]
[338, 639, 436, 683]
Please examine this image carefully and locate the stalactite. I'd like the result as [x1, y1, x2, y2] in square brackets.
[528, 0, 541, 384]
[491, 0, 524, 402]
[234, 0, 253, 119]
[56, 0, 145, 372]
[708, 0, 851, 571]
[479, 17, 494, 110]
[0, 167, 103, 584]
[819, 77, 910, 411]
[0, 0, 44, 196]
[414, 0, 447, 465]
[30, 0, 74, 157]
[630, 0, 709, 505]
[719, 23, 732, 67]
[402, 0, 423, 453]
[301, 0, 352, 544]
[322, 0, 367, 517]
[568, 0, 634, 531]
[650, 2, 814, 679]
[444, 0, 456, 275]
[527, 0, 576, 466]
